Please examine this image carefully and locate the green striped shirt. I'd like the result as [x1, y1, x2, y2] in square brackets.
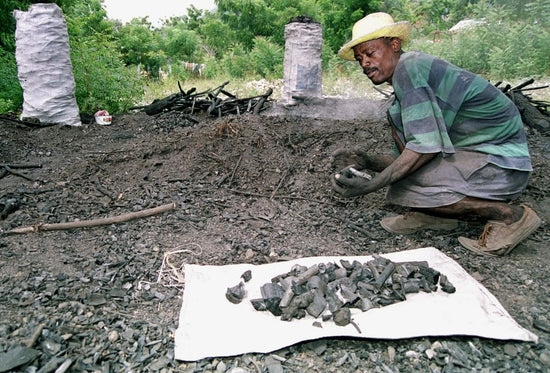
[388, 51, 532, 171]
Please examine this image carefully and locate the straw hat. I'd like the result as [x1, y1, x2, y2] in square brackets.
[338, 12, 412, 61]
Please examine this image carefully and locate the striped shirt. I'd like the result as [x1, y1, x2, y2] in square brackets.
[388, 51, 532, 171]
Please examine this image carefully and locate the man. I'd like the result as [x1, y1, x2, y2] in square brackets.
[331, 12, 541, 256]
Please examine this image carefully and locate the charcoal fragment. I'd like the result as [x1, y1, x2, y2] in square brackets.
[250, 298, 266, 311]
[261, 282, 284, 316]
[241, 270, 252, 282]
[226, 282, 247, 304]
[439, 274, 456, 293]
[333, 308, 351, 326]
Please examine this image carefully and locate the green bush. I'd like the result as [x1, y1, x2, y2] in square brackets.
[248, 36, 283, 79]
[0, 50, 22, 113]
[410, 17, 550, 81]
[219, 37, 283, 79]
[71, 37, 144, 114]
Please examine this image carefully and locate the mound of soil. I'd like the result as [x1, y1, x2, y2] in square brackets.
[1, 100, 549, 372]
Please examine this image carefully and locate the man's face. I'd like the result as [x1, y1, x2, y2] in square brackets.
[352, 38, 401, 85]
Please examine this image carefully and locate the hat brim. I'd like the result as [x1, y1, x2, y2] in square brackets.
[338, 21, 412, 61]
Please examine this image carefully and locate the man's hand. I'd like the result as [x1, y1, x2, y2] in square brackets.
[330, 147, 368, 171]
[331, 147, 395, 173]
[331, 166, 373, 197]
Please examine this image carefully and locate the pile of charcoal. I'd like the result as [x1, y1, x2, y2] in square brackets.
[134, 81, 273, 118]
[226, 256, 456, 328]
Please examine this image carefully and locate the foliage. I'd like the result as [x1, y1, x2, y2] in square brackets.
[216, 0, 276, 50]
[65, 0, 144, 113]
[248, 36, 284, 78]
[1, 0, 549, 114]
[218, 36, 283, 79]
[317, 0, 381, 55]
[70, 36, 143, 113]
[0, 50, 22, 113]
[410, 0, 550, 80]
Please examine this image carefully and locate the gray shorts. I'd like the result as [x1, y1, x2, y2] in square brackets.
[386, 151, 529, 208]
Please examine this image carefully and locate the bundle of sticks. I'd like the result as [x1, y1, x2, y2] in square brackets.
[134, 81, 273, 117]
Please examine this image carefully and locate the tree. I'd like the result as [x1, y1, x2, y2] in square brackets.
[216, 0, 276, 50]
[317, 0, 382, 55]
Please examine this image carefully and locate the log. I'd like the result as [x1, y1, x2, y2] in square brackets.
[509, 91, 550, 133]
[5, 202, 176, 234]
[144, 93, 183, 115]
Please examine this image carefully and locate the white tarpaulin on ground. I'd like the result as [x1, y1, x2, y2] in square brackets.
[174, 247, 537, 361]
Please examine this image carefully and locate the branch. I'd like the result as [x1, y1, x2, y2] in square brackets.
[5, 202, 176, 234]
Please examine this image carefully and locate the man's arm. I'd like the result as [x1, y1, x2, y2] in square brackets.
[333, 148, 437, 197]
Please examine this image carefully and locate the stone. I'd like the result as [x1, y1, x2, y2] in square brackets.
[108, 330, 119, 343]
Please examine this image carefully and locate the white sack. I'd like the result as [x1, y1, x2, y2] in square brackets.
[175, 247, 537, 361]
[281, 21, 323, 105]
[14, 3, 81, 126]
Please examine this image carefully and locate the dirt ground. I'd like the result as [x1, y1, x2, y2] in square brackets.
[0, 97, 549, 372]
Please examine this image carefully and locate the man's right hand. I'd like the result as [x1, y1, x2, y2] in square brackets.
[331, 147, 395, 173]
[330, 147, 368, 171]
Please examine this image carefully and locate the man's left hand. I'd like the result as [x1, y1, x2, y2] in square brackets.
[331, 166, 373, 197]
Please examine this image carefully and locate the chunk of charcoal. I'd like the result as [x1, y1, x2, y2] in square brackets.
[290, 264, 308, 276]
[354, 296, 376, 312]
[439, 274, 456, 293]
[279, 277, 296, 307]
[261, 282, 284, 316]
[339, 259, 353, 271]
[291, 282, 308, 296]
[367, 261, 380, 280]
[401, 278, 421, 293]
[307, 275, 327, 294]
[332, 267, 348, 280]
[391, 288, 406, 301]
[419, 277, 437, 293]
[333, 308, 351, 326]
[281, 292, 314, 321]
[374, 262, 396, 289]
[339, 283, 359, 304]
[281, 306, 306, 321]
[291, 291, 314, 308]
[326, 292, 344, 313]
[295, 264, 320, 286]
[250, 298, 266, 311]
[357, 281, 376, 296]
[241, 270, 252, 282]
[226, 282, 247, 304]
[317, 262, 326, 274]
[306, 292, 327, 318]
[375, 295, 400, 307]
[417, 264, 440, 285]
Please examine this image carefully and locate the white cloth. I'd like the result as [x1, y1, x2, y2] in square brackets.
[174, 247, 537, 361]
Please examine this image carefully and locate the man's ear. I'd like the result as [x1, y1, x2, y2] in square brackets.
[391, 38, 402, 52]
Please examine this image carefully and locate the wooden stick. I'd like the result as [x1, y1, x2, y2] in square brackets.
[0, 163, 42, 169]
[228, 154, 243, 186]
[5, 202, 176, 234]
[2, 165, 36, 182]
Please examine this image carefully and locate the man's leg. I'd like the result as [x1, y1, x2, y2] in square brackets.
[422, 198, 541, 256]
[421, 197, 524, 225]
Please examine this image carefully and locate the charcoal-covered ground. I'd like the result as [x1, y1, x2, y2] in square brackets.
[1, 98, 549, 372]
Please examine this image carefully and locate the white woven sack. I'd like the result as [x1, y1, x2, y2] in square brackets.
[14, 3, 81, 126]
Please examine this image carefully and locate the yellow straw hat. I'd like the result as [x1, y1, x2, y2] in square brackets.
[338, 12, 412, 61]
